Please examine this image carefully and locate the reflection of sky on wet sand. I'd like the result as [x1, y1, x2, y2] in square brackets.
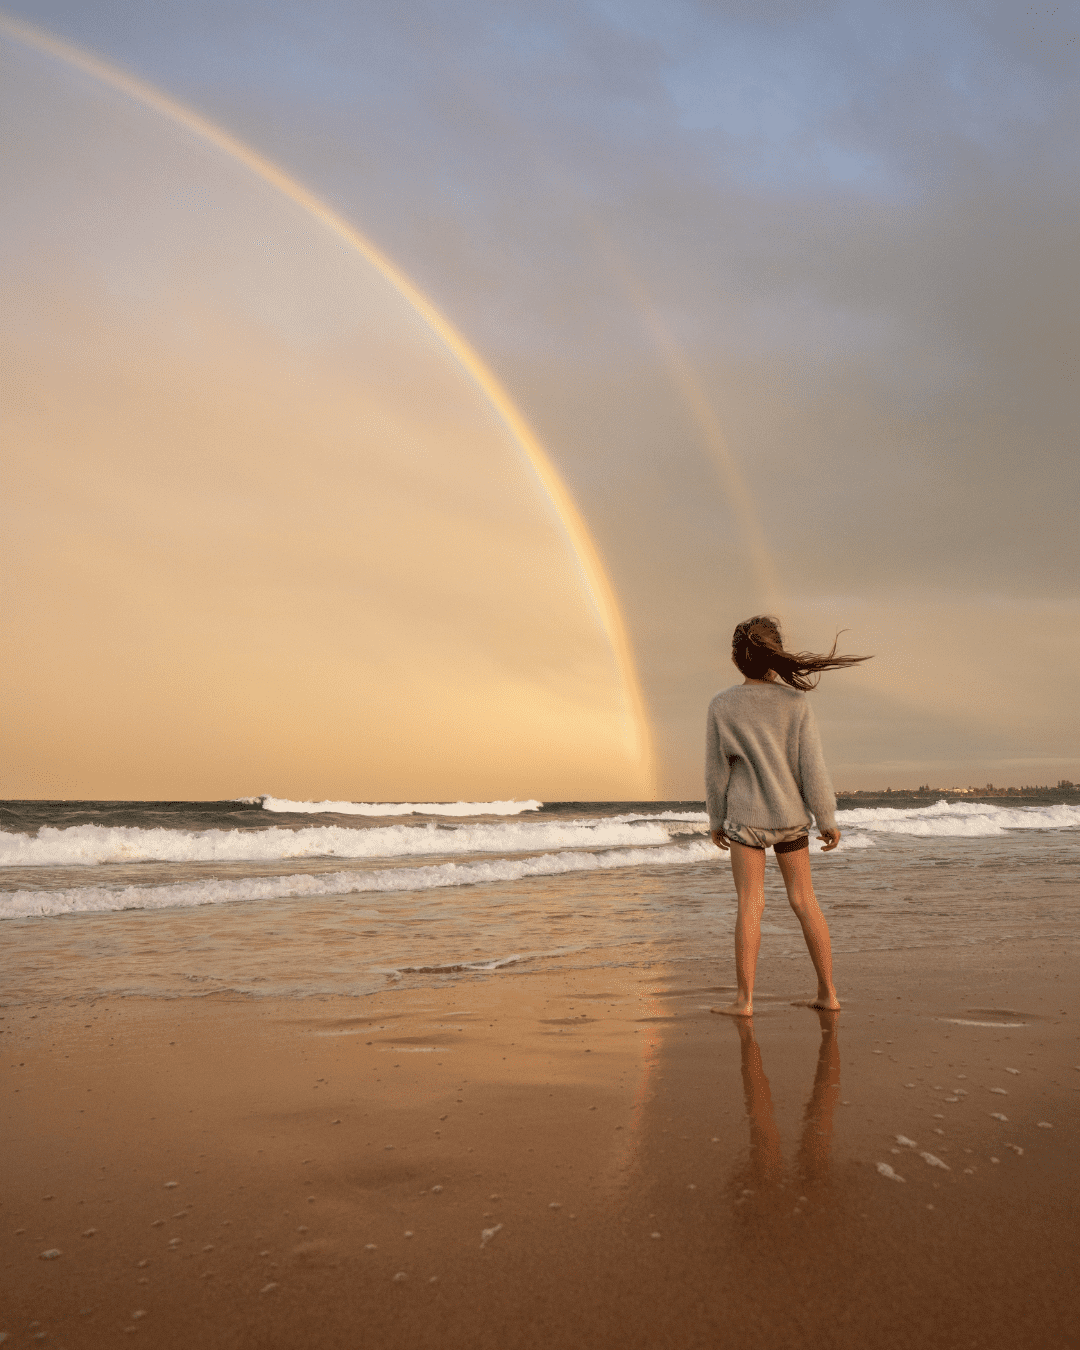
[4, 945, 1074, 1346]
[603, 958, 1074, 1346]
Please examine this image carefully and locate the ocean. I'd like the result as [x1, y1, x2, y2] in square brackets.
[2, 793, 1078, 1004]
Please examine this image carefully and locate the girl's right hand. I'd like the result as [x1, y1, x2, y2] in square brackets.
[818, 828, 841, 851]
[710, 829, 730, 851]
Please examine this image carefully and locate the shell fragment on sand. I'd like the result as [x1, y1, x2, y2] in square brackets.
[920, 1152, 950, 1170]
[480, 1224, 503, 1248]
[876, 1163, 905, 1182]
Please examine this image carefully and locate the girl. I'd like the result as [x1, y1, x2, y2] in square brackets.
[705, 616, 870, 1016]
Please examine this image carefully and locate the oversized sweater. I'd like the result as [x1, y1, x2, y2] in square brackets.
[704, 682, 837, 833]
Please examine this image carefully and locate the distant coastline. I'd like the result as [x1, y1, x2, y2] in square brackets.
[836, 782, 1076, 800]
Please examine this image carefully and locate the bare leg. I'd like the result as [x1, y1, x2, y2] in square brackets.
[776, 847, 840, 1009]
[712, 842, 766, 1016]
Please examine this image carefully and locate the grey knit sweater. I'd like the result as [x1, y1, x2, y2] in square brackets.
[704, 682, 837, 833]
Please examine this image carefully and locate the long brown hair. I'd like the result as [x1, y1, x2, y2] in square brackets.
[732, 616, 871, 691]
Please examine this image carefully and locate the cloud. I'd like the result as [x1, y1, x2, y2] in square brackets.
[4, 0, 1078, 791]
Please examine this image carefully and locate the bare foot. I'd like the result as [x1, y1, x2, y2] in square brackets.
[790, 992, 841, 1011]
[711, 1001, 753, 1017]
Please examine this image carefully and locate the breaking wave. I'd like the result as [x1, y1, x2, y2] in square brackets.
[0, 818, 672, 868]
[0, 832, 872, 919]
[836, 800, 1080, 837]
[1, 839, 719, 918]
[256, 796, 543, 816]
[607, 810, 709, 824]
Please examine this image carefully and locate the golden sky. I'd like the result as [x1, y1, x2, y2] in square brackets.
[0, 38, 650, 799]
[2, 3, 1078, 798]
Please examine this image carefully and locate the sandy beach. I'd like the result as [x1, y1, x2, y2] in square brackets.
[3, 936, 1076, 1350]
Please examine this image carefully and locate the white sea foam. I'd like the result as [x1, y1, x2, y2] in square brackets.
[607, 811, 709, 825]
[0, 839, 720, 919]
[378, 954, 539, 979]
[835, 800, 1080, 837]
[0, 818, 672, 868]
[813, 832, 874, 851]
[258, 796, 543, 816]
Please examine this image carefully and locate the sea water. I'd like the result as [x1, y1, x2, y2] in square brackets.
[2, 794, 1078, 1003]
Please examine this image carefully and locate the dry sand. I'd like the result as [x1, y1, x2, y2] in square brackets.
[3, 939, 1077, 1349]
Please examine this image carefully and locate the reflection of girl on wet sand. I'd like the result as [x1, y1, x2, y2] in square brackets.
[732, 1010, 841, 1204]
[706, 616, 870, 1016]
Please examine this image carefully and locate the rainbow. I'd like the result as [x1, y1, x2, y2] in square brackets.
[582, 219, 784, 616]
[0, 12, 656, 793]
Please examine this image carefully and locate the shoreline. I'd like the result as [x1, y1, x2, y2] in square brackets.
[3, 937, 1077, 1348]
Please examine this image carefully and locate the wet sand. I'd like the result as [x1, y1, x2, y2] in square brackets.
[3, 938, 1077, 1349]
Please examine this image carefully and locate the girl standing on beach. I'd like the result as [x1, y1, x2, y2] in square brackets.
[705, 616, 870, 1017]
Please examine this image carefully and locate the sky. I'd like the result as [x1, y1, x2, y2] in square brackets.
[2, 0, 1078, 799]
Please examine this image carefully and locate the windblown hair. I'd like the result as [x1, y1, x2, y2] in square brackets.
[732, 616, 871, 691]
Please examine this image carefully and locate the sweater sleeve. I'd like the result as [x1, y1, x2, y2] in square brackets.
[797, 701, 837, 832]
[704, 702, 730, 831]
